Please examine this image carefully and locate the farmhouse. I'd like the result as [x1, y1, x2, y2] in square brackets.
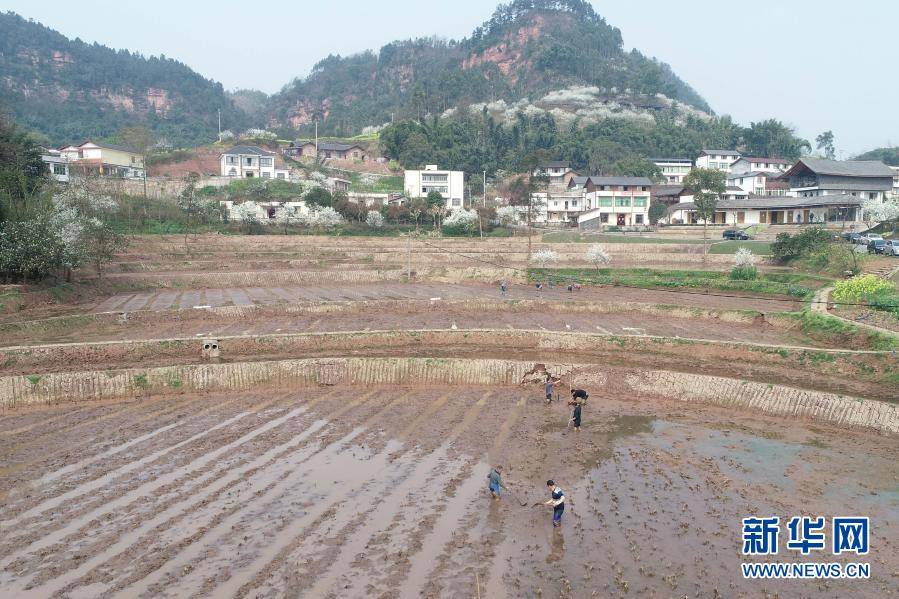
[651, 158, 693, 184]
[783, 157, 894, 201]
[696, 149, 741, 173]
[55, 140, 145, 179]
[569, 176, 653, 229]
[404, 165, 465, 208]
[666, 193, 863, 226]
[533, 161, 578, 187]
[284, 141, 368, 161]
[730, 156, 792, 175]
[220, 145, 289, 179]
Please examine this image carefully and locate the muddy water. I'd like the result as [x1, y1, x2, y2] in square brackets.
[0, 386, 895, 598]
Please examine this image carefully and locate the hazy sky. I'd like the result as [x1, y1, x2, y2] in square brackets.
[5, 0, 897, 155]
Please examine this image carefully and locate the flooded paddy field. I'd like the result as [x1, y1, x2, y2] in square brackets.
[0, 386, 895, 598]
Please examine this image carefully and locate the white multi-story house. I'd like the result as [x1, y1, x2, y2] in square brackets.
[41, 149, 70, 183]
[221, 145, 289, 179]
[533, 161, 577, 188]
[570, 176, 652, 229]
[730, 156, 792, 175]
[696, 149, 741, 173]
[404, 165, 465, 209]
[652, 158, 693, 184]
[55, 140, 145, 179]
[537, 189, 586, 226]
[782, 158, 894, 201]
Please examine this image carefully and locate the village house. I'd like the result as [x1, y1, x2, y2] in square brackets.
[652, 158, 693, 184]
[536, 188, 586, 226]
[695, 149, 741, 173]
[404, 165, 465, 209]
[284, 141, 368, 161]
[730, 156, 792, 175]
[782, 157, 894, 201]
[568, 176, 653, 229]
[666, 194, 863, 226]
[53, 140, 145, 179]
[41, 149, 70, 183]
[727, 171, 792, 197]
[220, 145, 289, 179]
[533, 161, 578, 188]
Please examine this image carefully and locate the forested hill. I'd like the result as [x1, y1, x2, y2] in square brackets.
[269, 0, 711, 136]
[0, 11, 249, 147]
[855, 147, 899, 166]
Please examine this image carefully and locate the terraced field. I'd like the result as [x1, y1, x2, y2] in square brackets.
[1, 234, 896, 598]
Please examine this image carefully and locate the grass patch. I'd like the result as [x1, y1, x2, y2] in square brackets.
[708, 241, 773, 255]
[26, 374, 41, 386]
[529, 267, 815, 299]
[133, 374, 150, 390]
[785, 310, 899, 351]
[541, 232, 706, 244]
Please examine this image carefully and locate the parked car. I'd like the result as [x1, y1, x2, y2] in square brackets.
[883, 240, 899, 256]
[840, 231, 857, 241]
[858, 233, 883, 245]
[723, 229, 750, 240]
[847, 232, 862, 244]
[867, 239, 888, 254]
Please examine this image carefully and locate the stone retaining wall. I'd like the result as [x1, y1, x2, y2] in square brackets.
[1, 357, 895, 433]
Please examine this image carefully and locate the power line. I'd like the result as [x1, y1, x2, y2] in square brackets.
[415, 238, 890, 309]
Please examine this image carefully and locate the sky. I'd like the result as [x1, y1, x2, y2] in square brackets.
[4, 0, 897, 155]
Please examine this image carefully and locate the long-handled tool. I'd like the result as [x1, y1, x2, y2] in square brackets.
[507, 488, 529, 507]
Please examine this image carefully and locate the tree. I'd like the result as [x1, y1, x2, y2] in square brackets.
[0, 115, 45, 219]
[862, 197, 899, 233]
[531, 248, 559, 269]
[682, 168, 726, 260]
[586, 245, 611, 269]
[82, 219, 127, 279]
[815, 131, 836, 160]
[117, 126, 155, 198]
[304, 187, 333, 208]
[425, 190, 445, 229]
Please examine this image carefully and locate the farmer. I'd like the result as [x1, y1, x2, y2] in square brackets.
[571, 388, 588, 404]
[487, 465, 506, 499]
[544, 377, 555, 404]
[500, 280, 508, 297]
[568, 400, 582, 431]
[545, 480, 565, 527]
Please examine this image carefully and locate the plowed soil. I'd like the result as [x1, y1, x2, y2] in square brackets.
[0, 387, 895, 598]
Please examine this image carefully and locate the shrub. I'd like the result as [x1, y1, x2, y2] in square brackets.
[771, 227, 831, 262]
[832, 275, 895, 303]
[496, 205, 518, 226]
[730, 265, 758, 280]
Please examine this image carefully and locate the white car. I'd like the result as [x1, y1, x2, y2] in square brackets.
[884, 240, 899, 256]
[858, 233, 883, 244]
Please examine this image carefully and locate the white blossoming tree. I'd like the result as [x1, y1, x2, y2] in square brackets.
[366, 211, 385, 228]
[862, 197, 899, 233]
[301, 206, 344, 228]
[442, 208, 478, 235]
[496, 205, 518, 227]
[731, 247, 758, 280]
[531, 249, 559, 269]
[586, 244, 611, 269]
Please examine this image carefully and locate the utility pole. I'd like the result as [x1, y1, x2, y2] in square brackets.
[483, 170, 487, 207]
[406, 233, 412, 282]
[314, 121, 319, 158]
[217, 109, 222, 142]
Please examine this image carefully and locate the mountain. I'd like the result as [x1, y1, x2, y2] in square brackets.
[269, 0, 711, 136]
[0, 11, 249, 147]
[855, 147, 899, 166]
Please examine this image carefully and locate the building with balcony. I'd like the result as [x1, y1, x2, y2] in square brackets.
[533, 161, 577, 188]
[782, 157, 894, 201]
[403, 165, 465, 208]
[569, 176, 652, 229]
[55, 140, 145, 179]
[696, 149, 741, 173]
[651, 158, 693, 184]
[220, 145, 289, 179]
[730, 156, 792, 175]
